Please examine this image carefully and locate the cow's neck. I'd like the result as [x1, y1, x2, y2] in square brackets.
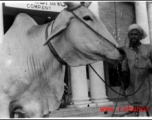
[47, 35, 82, 67]
[41, 42, 65, 82]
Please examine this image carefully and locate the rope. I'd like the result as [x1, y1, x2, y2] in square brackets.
[114, 2, 118, 43]
[89, 64, 144, 97]
[112, 87, 121, 116]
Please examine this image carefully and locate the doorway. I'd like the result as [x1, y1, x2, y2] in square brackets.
[104, 61, 125, 99]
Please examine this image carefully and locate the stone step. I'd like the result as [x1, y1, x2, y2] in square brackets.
[45, 100, 135, 117]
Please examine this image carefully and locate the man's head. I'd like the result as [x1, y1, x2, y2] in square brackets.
[128, 24, 147, 47]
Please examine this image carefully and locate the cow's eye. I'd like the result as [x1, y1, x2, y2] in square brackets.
[10, 107, 26, 118]
[12, 111, 26, 118]
[83, 16, 92, 21]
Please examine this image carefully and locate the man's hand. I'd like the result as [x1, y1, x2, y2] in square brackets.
[148, 68, 152, 74]
[121, 71, 130, 90]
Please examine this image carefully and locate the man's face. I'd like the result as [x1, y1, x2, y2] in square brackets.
[128, 29, 142, 45]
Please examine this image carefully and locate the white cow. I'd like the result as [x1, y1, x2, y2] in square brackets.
[0, 2, 123, 118]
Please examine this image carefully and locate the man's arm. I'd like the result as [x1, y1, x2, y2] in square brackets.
[148, 45, 152, 73]
[121, 52, 130, 90]
[149, 45, 152, 61]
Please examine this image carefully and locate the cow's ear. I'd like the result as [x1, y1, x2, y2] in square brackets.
[44, 10, 73, 45]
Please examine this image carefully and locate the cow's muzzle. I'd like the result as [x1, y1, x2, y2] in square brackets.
[117, 48, 126, 61]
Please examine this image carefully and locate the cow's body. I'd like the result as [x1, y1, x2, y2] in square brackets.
[0, 2, 123, 118]
[0, 13, 65, 117]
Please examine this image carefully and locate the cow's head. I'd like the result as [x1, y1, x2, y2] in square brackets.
[45, 2, 123, 66]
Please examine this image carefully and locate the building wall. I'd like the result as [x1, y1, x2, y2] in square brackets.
[98, 2, 135, 98]
[98, 2, 135, 47]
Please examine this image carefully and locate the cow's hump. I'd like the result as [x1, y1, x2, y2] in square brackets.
[12, 13, 37, 31]
[3, 13, 38, 44]
[0, 13, 39, 72]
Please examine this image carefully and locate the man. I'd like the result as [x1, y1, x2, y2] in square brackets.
[121, 24, 152, 116]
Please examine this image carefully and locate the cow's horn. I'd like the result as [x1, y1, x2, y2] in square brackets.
[83, 2, 92, 8]
[64, 2, 80, 11]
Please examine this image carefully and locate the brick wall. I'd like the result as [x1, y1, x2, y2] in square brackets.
[98, 2, 135, 47]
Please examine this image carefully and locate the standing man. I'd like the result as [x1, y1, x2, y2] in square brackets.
[121, 24, 152, 116]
